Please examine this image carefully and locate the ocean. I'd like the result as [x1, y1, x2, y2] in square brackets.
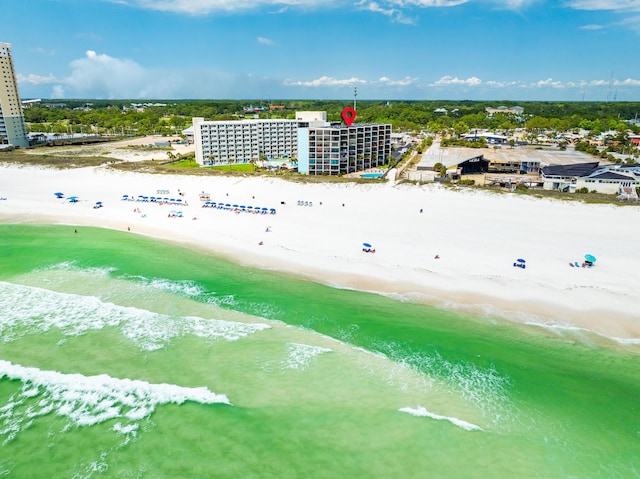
[1, 224, 639, 478]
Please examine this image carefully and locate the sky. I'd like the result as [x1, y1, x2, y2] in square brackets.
[2, 0, 640, 101]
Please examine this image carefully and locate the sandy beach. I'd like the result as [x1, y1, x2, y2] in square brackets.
[1, 162, 639, 341]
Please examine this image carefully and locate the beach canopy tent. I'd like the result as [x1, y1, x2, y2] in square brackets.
[514, 258, 526, 268]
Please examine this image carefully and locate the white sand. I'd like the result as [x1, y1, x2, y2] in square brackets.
[1, 163, 639, 342]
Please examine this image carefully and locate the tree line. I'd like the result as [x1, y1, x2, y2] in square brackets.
[23, 99, 640, 138]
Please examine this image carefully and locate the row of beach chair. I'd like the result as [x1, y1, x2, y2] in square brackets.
[201, 202, 276, 214]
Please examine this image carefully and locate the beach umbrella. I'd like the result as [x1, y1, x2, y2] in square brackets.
[54, 192, 64, 198]
[176, 198, 182, 203]
[516, 258, 526, 263]
[584, 254, 596, 263]
[95, 201, 102, 205]
[363, 243, 372, 248]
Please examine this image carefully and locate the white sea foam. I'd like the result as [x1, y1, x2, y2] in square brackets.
[374, 341, 512, 425]
[127, 275, 207, 298]
[34, 261, 118, 278]
[0, 360, 230, 445]
[283, 342, 332, 370]
[0, 281, 269, 350]
[123, 274, 239, 307]
[399, 406, 483, 431]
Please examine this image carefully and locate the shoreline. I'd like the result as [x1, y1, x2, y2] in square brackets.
[1, 164, 639, 343]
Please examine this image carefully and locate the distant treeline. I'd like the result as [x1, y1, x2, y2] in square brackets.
[23, 99, 640, 137]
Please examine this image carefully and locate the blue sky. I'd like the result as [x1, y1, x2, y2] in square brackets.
[3, 0, 639, 101]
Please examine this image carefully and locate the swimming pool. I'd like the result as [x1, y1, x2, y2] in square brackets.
[360, 173, 384, 178]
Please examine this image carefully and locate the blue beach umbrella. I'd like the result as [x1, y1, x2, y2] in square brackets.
[516, 258, 526, 263]
[363, 243, 372, 248]
[584, 254, 596, 263]
[54, 192, 64, 198]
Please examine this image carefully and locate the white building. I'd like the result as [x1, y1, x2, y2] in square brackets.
[193, 111, 392, 175]
[193, 117, 299, 166]
[0, 42, 29, 148]
[541, 162, 640, 194]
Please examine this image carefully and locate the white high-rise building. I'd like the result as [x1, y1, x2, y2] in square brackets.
[0, 42, 29, 148]
[297, 123, 392, 175]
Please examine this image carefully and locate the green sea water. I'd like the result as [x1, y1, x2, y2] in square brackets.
[1, 224, 639, 478]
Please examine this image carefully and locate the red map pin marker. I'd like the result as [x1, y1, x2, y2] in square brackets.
[341, 107, 357, 127]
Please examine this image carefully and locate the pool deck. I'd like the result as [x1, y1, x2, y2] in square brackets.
[345, 168, 387, 179]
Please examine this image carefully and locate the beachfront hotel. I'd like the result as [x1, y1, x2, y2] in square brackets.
[193, 111, 392, 175]
[0, 42, 29, 148]
[297, 123, 392, 175]
[193, 117, 300, 166]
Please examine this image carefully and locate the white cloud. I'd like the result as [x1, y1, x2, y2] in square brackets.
[398, 0, 469, 6]
[565, 0, 640, 11]
[615, 77, 640, 86]
[378, 76, 417, 86]
[257, 36, 274, 45]
[579, 23, 605, 29]
[51, 85, 66, 99]
[61, 50, 150, 98]
[113, 0, 332, 14]
[432, 75, 482, 86]
[30, 47, 56, 56]
[533, 78, 565, 88]
[284, 76, 367, 87]
[357, 1, 417, 23]
[16, 73, 58, 85]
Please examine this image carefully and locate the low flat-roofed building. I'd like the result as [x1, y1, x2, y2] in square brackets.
[485, 106, 524, 116]
[416, 142, 487, 175]
[462, 132, 508, 144]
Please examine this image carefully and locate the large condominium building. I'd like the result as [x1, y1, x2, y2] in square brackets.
[193, 117, 299, 166]
[192, 111, 392, 175]
[297, 123, 392, 175]
[0, 42, 29, 147]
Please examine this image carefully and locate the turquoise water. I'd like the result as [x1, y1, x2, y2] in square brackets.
[1, 224, 639, 478]
[360, 173, 384, 178]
